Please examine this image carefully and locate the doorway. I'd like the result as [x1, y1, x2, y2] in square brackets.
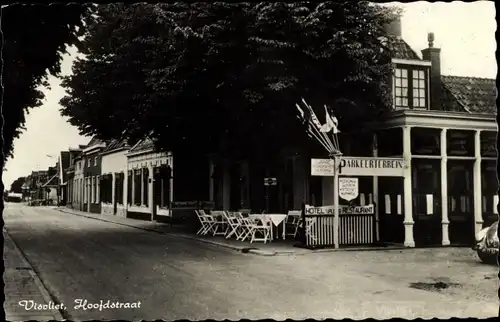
[378, 177, 404, 243]
[412, 159, 442, 246]
[447, 160, 475, 245]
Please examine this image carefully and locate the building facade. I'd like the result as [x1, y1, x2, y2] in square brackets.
[100, 139, 129, 217]
[82, 137, 106, 214]
[125, 138, 173, 221]
[71, 155, 85, 211]
[199, 23, 497, 248]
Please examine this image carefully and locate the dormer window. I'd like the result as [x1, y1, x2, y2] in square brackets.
[394, 68, 409, 108]
[393, 65, 429, 110]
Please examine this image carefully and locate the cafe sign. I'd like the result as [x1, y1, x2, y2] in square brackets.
[339, 157, 407, 177]
[305, 204, 375, 215]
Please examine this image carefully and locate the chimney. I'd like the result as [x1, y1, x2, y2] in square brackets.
[384, 15, 402, 37]
[421, 32, 441, 110]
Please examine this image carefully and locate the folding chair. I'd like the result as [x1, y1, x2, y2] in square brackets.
[285, 210, 302, 238]
[209, 210, 227, 236]
[223, 211, 242, 239]
[196, 210, 215, 236]
[249, 215, 272, 244]
[234, 213, 253, 241]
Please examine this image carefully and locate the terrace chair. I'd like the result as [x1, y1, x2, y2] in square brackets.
[249, 215, 272, 244]
[195, 210, 215, 236]
[222, 211, 242, 239]
[233, 212, 253, 242]
[285, 210, 302, 238]
[209, 210, 227, 236]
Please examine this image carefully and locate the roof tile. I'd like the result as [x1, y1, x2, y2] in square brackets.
[441, 76, 497, 114]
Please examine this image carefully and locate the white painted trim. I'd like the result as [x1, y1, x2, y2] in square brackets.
[156, 206, 171, 217]
[100, 146, 130, 157]
[383, 111, 497, 131]
[392, 58, 432, 66]
[128, 205, 150, 214]
[126, 148, 155, 157]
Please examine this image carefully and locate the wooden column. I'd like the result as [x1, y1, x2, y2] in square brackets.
[402, 126, 415, 247]
[440, 128, 450, 245]
[473, 130, 483, 233]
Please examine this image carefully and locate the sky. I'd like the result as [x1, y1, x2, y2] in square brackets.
[2, 1, 497, 189]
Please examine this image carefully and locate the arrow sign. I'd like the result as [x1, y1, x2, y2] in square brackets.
[264, 177, 277, 186]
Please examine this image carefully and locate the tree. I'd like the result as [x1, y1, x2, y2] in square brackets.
[60, 2, 400, 161]
[10, 176, 26, 193]
[0, 3, 94, 162]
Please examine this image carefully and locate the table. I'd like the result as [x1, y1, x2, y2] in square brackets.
[248, 214, 287, 240]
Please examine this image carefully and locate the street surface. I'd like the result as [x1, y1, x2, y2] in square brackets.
[3, 203, 498, 320]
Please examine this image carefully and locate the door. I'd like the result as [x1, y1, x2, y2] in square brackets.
[412, 159, 442, 246]
[447, 161, 475, 245]
[482, 161, 498, 227]
[378, 177, 404, 243]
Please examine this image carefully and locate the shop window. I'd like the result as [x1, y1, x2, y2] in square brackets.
[480, 131, 497, 158]
[447, 130, 474, 157]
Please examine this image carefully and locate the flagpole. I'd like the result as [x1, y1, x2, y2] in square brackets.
[333, 153, 340, 249]
[302, 99, 336, 153]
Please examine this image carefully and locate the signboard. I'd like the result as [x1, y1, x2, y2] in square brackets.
[305, 204, 374, 215]
[264, 177, 277, 186]
[339, 157, 407, 177]
[339, 178, 359, 201]
[311, 159, 335, 176]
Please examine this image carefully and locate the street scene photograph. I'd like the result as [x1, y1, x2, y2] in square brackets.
[1, 1, 498, 321]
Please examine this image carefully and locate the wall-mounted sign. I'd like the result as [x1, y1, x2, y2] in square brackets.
[311, 159, 335, 176]
[305, 204, 375, 215]
[339, 157, 406, 177]
[339, 178, 359, 201]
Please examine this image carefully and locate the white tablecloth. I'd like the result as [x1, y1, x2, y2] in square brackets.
[248, 214, 287, 240]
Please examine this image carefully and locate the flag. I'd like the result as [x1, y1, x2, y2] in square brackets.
[320, 105, 340, 134]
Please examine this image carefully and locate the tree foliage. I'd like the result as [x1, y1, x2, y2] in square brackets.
[1, 4, 93, 162]
[60, 2, 400, 160]
[9, 176, 26, 193]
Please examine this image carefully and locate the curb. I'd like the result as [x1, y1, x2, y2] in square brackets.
[55, 208, 272, 256]
[248, 249, 277, 256]
[3, 229, 65, 321]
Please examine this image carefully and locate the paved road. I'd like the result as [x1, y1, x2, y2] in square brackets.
[4, 203, 498, 320]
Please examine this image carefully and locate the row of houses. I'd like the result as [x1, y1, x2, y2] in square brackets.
[21, 167, 60, 203]
[56, 21, 497, 248]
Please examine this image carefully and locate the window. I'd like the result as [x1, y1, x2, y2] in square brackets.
[127, 171, 132, 205]
[412, 70, 426, 108]
[134, 169, 142, 206]
[394, 68, 409, 108]
[91, 176, 95, 203]
[115, 173, 124, 205]
[393, 67, 428, 109]
[143, 168, 149, 207]
[96, 175, 100, 203]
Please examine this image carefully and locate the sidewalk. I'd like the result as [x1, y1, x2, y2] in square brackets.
[55, 207, 406, 256]
[3, 229, 64, 321]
